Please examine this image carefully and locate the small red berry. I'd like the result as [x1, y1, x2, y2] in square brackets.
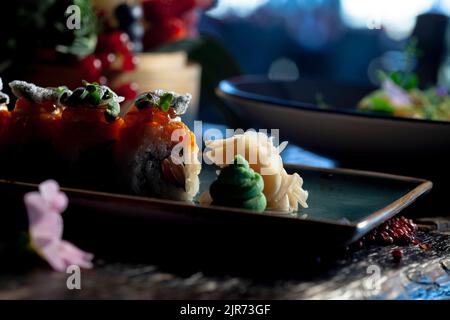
[364, 216, 418, 246]
[392, 248, 402, 262]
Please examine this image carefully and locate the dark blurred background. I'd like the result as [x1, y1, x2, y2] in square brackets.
[1, 0, 449, 124]
[196, 0, 450, 122]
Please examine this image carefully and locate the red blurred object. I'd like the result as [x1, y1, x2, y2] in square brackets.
[96, 33, 110, 52]
[97, 52, 116, 69]
[107, 31, 132, 54]
[195, 0, 215, 9]
[97, 32, 132, 55]
[181, 9, 199, 37]
[114, 83, 139, 101]
[392, 249, 403, 262]
[79, 55, 103, 83]
[141, 0, 214, 49]
[96, 9, 115, 33]
[95, 30, 136, 74]
[143, 17, 187, 50]
[0, 109, 10, 146]
[162, 17, 188, 40]
[364, 216, 418, 246]
[142, 0, 196, 22]
[121, 53, 138, 71]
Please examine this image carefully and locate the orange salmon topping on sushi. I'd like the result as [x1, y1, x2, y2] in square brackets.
[0, 108, 10, 137]
[61, 105, 124, 146]
[58, 81, 125, 147]
[122, 105, 196, 151]
[8, 81, 70, 145]
[51, 81, 126, 190]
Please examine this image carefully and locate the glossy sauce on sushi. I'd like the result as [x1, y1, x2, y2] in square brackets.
[3, 80, 67, 182]
[120, 105, 195, 151]
[60, 104, 124, 147]
[0, 106, 10, 146]
[9, 97, 61, 145]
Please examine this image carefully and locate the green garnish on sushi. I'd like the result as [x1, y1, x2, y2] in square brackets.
[63, 81, 124, 122]
[158, 93, 174, 112]
[134, 90, 192, 115]
[135, 92, 174, 112]
[210, 155, 267, 212]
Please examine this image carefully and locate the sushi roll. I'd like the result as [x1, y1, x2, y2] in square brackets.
[55, 81, 124, 189]
[116, 89, 201, 201]
[6, 81, 70, 180]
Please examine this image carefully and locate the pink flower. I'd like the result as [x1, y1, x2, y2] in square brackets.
[382, 79, 412, 106]
[24, 180, 93, 272]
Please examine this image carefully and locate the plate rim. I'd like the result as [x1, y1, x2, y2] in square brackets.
[218, 76, 450, 126]
[0, 164, 432, 232]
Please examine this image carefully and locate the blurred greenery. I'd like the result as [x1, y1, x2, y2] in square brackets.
[55, 0, 99, 57]
[0, 0, 97, 74]
[384, 38, 421, 91]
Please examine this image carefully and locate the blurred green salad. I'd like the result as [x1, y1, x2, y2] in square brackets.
[358, 40, 450, 122]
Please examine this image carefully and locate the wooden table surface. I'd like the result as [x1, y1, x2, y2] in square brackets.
[0, 229, 449, 300]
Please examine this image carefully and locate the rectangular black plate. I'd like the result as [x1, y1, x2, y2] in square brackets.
[0, 164, 431, 257]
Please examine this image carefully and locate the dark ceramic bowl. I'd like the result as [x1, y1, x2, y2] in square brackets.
[217, 76, 450, 170]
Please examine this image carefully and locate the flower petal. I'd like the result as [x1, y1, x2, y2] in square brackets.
[38, 180, 68, 213]
[39, 180, 60, 202]
[52, 192, 69, 214]
[24, 192, 48, 225]
[29, 213, 63, 251]
[24, 180, 94, 272]
[39, 242, 66, 272]
[59, 241, 94, 269]
[25, 190, 63, 251]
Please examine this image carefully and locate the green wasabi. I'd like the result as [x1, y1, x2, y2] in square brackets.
[210, 155, 267, 212]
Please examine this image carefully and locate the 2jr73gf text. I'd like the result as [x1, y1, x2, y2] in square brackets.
[179, 304, 271, 318]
